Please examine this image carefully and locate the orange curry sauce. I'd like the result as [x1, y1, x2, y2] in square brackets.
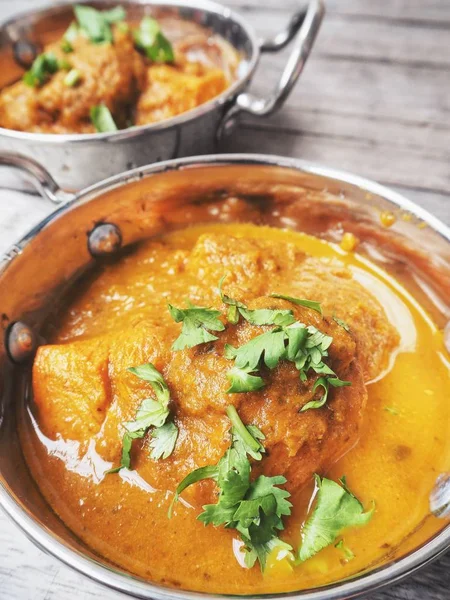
[20, 223, 450, 594]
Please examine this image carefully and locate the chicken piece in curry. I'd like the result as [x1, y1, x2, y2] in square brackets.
[22, 222, 450, 593]
[0, 5, 237, 134]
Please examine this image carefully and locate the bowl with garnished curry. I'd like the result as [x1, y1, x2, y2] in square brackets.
[0, 0, 324, 189]
[0, 153, 449, 600]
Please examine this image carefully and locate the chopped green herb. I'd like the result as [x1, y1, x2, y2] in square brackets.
[384, 406, 400, 416]
[239, 307, 295, 327]
[333, 314, 351, 332]
[107, 363, 177, 473]
[74, 4, 126, 44]
[128, 363, 170, 406]
[225, 318, 349, 399]
[271, 293, 322, 316]
[225, 329, 287, 372]
[335, 539, 355, 561]
[218, 277, 296, 327]
[218, 275, 246, 324]
[134, 16, 174, 63]
[226, 366, 265, 394]
[299, 475, 374, 562]
[149, 421, 179, 460]
[61, 21, 79, 52]
[64, 68, 81, 87]
[168, 302, 224, 350]
[23, 52, 59, 87]
[170, 405, 291, 571]
[227, 405, 265, 460]
[90, 104, 118, 132]
[300, 376, 351, 413]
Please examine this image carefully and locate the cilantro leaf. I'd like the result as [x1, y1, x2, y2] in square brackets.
[74, 4, 125, 44]
[335, 539, 355, 561]
[218, 277, 296, 327]
[245, 475, 292, 518]
[299, 475, 374, 562]
[134, 16, 174, 63]
[333, 314, 351, 332]
[300, 376, 351, 413]
[168, 464, 219, 517]
[128, 363, 170, 407]
[171, 405, 289, 572]
[90, 104, 118, 132]
[23, 52, 59, 87]
[227, 405, 265, 460]
[108, 363, 176, 473]
[105, 430, 143, 474]
[125, 398, 169, 432]
[226, 366, 265, 394]
[225, 329, 286, 371]
[239, 308, 295, 327]
[271, 293, 322, 315]
[61, 21, 79, 52]
[149, 421, 178, 460]
[168, 303, 225, 350]
[218, 275, 246, 324]
[244, 537, 294, 570]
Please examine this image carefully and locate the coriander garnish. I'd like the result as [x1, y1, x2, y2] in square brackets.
[299, 475, 374, 562]
[64, 68, 81, 87]
[74, 4, 126, 44]
[134, 16, 174, 63]
[107, 363, 177, 473]
[270, 293, 322, 315]
[168, 302, 225, 350]
[333, 314, 351, 332]
[225, 320, 350, 404]
[335, 539, 355, 561]
[23, 52, 59, 87]
[170, 405, 293, 571]
[90, 104, 118, 132]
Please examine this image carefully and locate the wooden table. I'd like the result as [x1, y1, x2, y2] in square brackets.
[0, 1, 448, 598]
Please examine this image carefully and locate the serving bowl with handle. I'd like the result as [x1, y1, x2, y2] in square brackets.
[0, 0, 324, 190]
[0, 151, 449, 599]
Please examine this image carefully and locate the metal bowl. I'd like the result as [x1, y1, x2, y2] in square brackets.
[0, 0, 324, 190]
[0, 152, 449, 600]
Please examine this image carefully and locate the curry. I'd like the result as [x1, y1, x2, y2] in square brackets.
[20, 223, 450, 594]
[0, 5, 238, 134]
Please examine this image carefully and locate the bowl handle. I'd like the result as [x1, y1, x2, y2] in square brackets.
[218, 0, 324, 138]
[0, 152, 73, 204]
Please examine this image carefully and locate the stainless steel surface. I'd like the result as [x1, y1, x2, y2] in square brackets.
[0, 152, 72, 204]
[0, 152, 449, 600]
[0, 0, 324, 190]
[222, 0, 324, 120]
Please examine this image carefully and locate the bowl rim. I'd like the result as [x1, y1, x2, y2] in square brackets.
[0, 0, 260, 143]
[1, 152, 449, 600]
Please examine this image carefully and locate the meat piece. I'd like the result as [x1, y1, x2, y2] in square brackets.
[185, 234, 399, 381]
[135, 62, 226, 125]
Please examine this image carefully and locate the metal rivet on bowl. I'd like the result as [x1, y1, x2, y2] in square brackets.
[13, 40, 39, 69]
[5, 321, 37, 364]
[87, 223, 122, 258]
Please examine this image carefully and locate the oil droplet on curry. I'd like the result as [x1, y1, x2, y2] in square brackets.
[20, 223, 450, 594]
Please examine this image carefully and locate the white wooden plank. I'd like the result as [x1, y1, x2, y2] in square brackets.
[219, 122, 450, 193]
[245, 11, 450, 67]
[224, 0, 450, 24]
